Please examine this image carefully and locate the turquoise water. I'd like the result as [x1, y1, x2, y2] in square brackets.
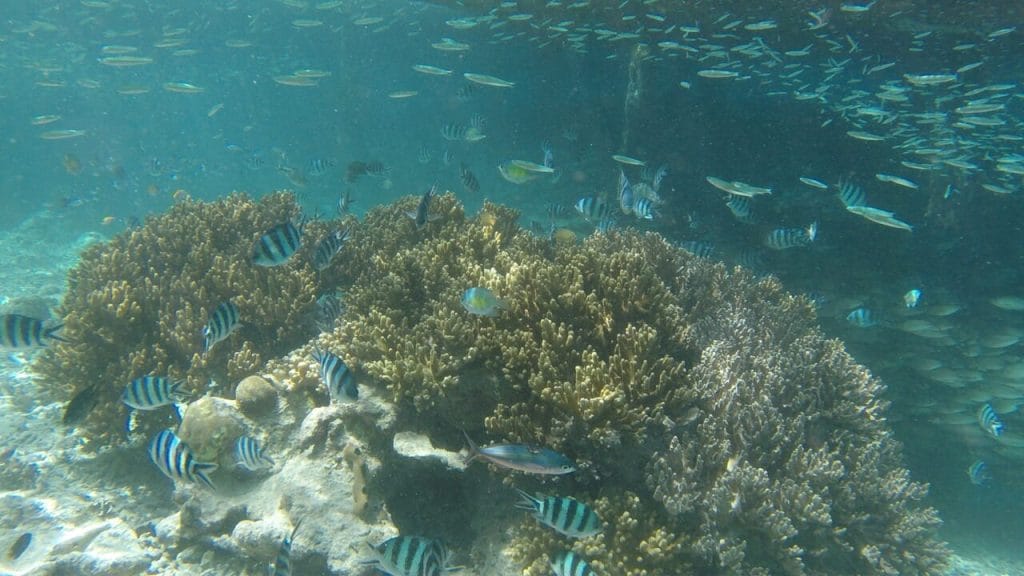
[2, 1, 1023, 574]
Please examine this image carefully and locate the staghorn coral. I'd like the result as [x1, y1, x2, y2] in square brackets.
[310, 194, 948, 575]
[35, 192, 328, 444]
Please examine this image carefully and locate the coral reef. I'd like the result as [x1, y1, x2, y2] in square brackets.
[309, 194, 948, 575]
[34, 192, 328, 444]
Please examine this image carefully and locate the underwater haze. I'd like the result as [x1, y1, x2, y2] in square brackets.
[1, 0, 1023, 575]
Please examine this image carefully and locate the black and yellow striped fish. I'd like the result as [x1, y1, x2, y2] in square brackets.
[252, 221, 303, 266]
[516, 490, 603, 538]
[0, 314, 66, 348]
[147, 429, 217, 490]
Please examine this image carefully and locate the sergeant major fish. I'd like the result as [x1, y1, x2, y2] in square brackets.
[252, 221, 303, 266]
[235, 436, 274, 471]
[364, 535, 456, 576]
[978, 403, 1004, 438]
[464, 431, 575, 475]
[765, 222, 817, 250]
[406, 185, 438, 229]
[313, 228, 350, 271]
[516, 490, 603, 538]
[148, 429, 217, 490]
[312, 349, 358, 401]
[551, 551, 597, 576]
[270, 520, 302, 576]
[0, 313, 67, 348]
[203, 300, 240, 353]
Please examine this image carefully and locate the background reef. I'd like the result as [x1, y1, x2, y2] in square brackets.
[38, 192, 948, 574]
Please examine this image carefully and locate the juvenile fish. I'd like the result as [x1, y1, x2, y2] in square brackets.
[516, 490, 603, 537]
[464, 432, 575, 475]
[0, 314, 67, 348]
[312, 349, 358, 401]
[202, 300, 240, 353]
[978, 403, 1004, 438]
[235, 436, 275, 471]
[252, 221, 303, 266]
[148, 429, 217, 490]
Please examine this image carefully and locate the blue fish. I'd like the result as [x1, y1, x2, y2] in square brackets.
[271, 520, 302, 576]
[516, 490, 603, 538]
[551, 551, 597, 576]
[252, 221, 303, 266]
[313, 228, 350, 271]
[235, 436, 274, 471]
[978, 403, 1004, 438]
[202, 300, 240, 353]
[464, 432, 575, 475]
[461, 287, 506, 317]
[147, 429, 217, 490]
[0, 314, 67, 348]
[312, 349, 358, 401]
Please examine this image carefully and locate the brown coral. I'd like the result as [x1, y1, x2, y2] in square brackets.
[36, 192, 326, 444]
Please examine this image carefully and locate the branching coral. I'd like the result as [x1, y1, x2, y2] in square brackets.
[315, 194, 947, 575]
[35, 192, 325, 444]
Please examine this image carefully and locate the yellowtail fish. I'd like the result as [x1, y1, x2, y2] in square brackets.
[875, 173, 919, 190]
[412, 64, 453, 76]
[292, 19, 324, 28]
[463, 432, 575, 475]
[611, 154, 645, 166]
[706, 176, 772, 197]
[498, 161, 537, 184]
[388, 90, 418, 99]
[273, 75, 318, 87]
[432, 38, 470, 51]
[846, 130, 886, 142]
[799, 177, 828, 190]
[463, 72, 515, 88]
[697, 69, 738, 79]
[352, 16, 384, 26]
[30, 114, 61, 125]
[163, 81, 204, 93]
[903, 73, 957, 86]
[99, 55, 154, 67]
[509, 159, 555, 174]
[845, 205, 913, 231]
[40, 129, 87, 140]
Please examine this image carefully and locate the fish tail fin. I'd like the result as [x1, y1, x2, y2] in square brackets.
[193, 462, 218, 490]
[45, 323, 70, 343]
[461, 429, 481, 464]
[514, 488, 539, 511]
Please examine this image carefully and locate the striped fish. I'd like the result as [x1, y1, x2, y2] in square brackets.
[551, 551, 597, 576]
[617, 170, 633, 215]
[202, 300, 240, 353]
[978, 403, 1004, 438]
[122, 376, 188, 410]
[967, 459, 990, 486]
[147, 429, 217, 490]
[271, 520, 302, 576]
[252, 221, 303, 266]
[764, 222, 817, 250]
[312, 349, 358, 401]
[365, 536, 455, 576]
[575, 196, 610, 222]
[632, 197, 655, 220]
[315, 292, 345, 332]
[0, 314, 66, 348]
[460, 163, 480, 194]
[235, 436, 274, 471]
[313, 228, 350, 271]
[516, 490, 603, 538]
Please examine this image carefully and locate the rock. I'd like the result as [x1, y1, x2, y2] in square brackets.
[231, 517, 291, 559]
[51, 518, 152, 576]
[177, 396, 246, 464]
[392, 431, 466, 471]
[153, 512, 181, 546]
[234, 375, 278, 417]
